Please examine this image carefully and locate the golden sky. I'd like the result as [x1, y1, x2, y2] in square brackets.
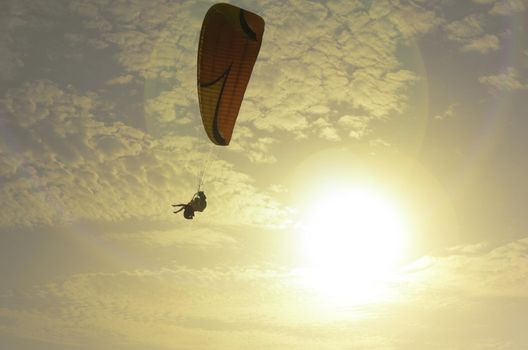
[1, 0, 528, 349]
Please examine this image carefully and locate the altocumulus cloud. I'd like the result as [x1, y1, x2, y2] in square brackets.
[247, 0, 439, 141]
[479, 67, 527, 91]
[64, 1, 442, 148]
[0, 80, 284, 228]
[2, 238, 528, 349]
[444, 14, 500, 54]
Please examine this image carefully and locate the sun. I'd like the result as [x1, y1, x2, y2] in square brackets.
[296, 185, 408, 305]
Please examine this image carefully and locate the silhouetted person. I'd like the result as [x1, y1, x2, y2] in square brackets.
[172, 191, 207, 220]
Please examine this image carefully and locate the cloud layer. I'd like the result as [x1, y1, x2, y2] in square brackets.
[2, 238, 528, 349]
[0, 80, 284, 228]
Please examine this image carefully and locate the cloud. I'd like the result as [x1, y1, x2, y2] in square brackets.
[0, 267, 311, 348]
[67, 0, 199, 80]
[105, 74, 135, 86]
[72, 0, 439, 145]
[2, 238, 528, 349]
[385, 1, 443, 39]
[472, 0, 526, 14]
[313, 118, 341, 141]
[434, 103, 458, 120]
[348, 68, 421, 118]
[0, 80, 286, 228]
[489, 0, 526, 15]
[105, 226, 237, 248]
[228, 126, 278, 163]
[446, 241, 489, 254]
[479, 68, 526, 91]
[337, 115, 371, 139]
[144, 88, 195, 124]
[406, 238, 528, 299]
[445, 14, 485, 40]
[463, 34, 500, 53]
[444, 14, 500, 54]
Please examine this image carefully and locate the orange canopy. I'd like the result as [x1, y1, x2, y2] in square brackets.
[197, 3, 265, 145]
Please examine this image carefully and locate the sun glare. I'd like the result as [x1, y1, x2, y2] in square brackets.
[296, 186, 408, 305]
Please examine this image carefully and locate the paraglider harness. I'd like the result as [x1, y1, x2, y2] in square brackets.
[172, 191, 207, 220]
[173, 144, 215, 220]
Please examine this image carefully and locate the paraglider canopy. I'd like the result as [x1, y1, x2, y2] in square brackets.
[197, 3, 265, 145]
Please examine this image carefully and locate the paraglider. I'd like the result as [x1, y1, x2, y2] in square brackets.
[197, 2, 265, 145]
[173, 3, 265, 219]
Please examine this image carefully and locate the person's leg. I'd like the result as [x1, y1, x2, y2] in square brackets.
[173, 205, 185, 214]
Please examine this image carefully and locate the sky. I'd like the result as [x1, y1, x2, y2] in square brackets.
[1, 0, 528, 349]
